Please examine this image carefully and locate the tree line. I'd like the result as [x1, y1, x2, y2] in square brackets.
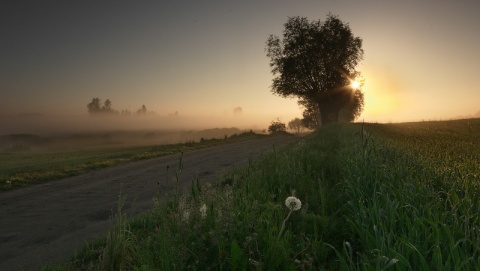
[87, 98, 154, 116]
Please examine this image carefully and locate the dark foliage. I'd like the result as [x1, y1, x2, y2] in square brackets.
[268, 119, 287, 134]
[288, 118, 305, 134]
[87, 98, 117, 115]
[266, 14, 364, 126]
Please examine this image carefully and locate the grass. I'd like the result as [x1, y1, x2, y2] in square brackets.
[45, 119, 480, 270]
[0, 130, 264, 191]
[339, 119, 480, 270]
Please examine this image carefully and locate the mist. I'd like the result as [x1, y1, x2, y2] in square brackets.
[0, 112, 280, 152]
[0, 113, 274, 136]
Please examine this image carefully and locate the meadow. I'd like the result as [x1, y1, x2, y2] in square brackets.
[0, 128, 261, 191]
[45, 119, 480, 270]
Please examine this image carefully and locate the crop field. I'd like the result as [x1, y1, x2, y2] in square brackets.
[47, 119, 479, 270]
[0, 129, 263, 191]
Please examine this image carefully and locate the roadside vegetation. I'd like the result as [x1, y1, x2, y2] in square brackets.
[43, 118, 480, 270]
[0, 130, 264, 191]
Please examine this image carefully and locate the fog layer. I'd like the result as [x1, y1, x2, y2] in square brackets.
[0, 114, 270, 136]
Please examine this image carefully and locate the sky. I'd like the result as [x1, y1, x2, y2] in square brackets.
[1, 0, 480, 133]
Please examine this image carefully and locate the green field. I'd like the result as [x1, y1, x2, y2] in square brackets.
[0, 130, 264, 191]
[47, 119, 480, 270]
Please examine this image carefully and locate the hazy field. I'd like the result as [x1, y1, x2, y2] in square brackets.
[0, 127, 248, 151]
[44, 118, 480, 270]
[0, 128, 260, 191]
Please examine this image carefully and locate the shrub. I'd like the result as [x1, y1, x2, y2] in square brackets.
[268, 120, 287, 134]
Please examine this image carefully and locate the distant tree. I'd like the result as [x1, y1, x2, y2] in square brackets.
[266, 14, 364, 126]
[136, 105, 147, 115]
[268, 119, 287, 134]
[101, 99, 116, 114]
[288, 118, 305, 134]
[87, 98, 118, 115]
[87, 98, 102, 114]
[233, 107, 243, 115]
[120, 109, 132, 116]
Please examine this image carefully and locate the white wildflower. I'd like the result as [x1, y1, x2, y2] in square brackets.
[200, 203, 207, 219]
[277, 196, 302, 242]
[285, 196, 302, 211]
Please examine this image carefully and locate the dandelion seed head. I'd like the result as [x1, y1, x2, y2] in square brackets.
[285, 196, 302, 211]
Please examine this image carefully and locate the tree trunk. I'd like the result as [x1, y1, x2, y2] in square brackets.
[319, 103, 341, 126]
[317, 88, 353, 126]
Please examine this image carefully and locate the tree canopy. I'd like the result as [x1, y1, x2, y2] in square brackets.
[87, 98, 116, 115]
[136, 105, 147, 115]
[87, 98, 154, 116]
[268, 119, 287, 134]
[288, 118, 305, 134]
[266, 14, 364, 125]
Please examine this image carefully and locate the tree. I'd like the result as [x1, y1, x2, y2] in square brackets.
[120, 109, 132, 116]
[266, 14, 364, 125]
[299, 99, 321, 129]
[136, 105, 147, 115]
[288, 118, 304, 134]
[268, 119, 287, 134]
[87, 98, 102, 114]
[102, 99, 114, 112]
[339, 88, 364, 122]
[87, 98, 117, 115]
[299, 86, 364, 128]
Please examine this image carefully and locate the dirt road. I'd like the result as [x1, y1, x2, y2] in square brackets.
[0, 135, 299, 270]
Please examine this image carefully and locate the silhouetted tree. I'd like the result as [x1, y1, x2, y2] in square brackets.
[266, 14, 364, 126]
[268, 119, 287, 134]
[288, 118, 304, 134]
[87, 98, 102, 114]
[299, 87, 364, 128]
[120, 109, 132, 116]
[339, 88, 364, 122]
[87, 98, 118, 115]
[101, 99, 116, 114]
[299, 99, 321, 129]
[136, 105, 147, 115]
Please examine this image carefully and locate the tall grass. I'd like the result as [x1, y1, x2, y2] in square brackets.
[335, 120, 480, 270]
[49, 119, 480, 270]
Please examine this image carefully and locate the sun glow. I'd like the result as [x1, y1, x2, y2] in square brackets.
[351, 81, 360, 89]
[358, 68, 408, 123]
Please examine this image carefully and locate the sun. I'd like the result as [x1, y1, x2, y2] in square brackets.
[351, 81, 360, 89]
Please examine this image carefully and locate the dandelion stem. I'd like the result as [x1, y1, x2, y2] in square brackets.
[277, 209, 293, 242]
